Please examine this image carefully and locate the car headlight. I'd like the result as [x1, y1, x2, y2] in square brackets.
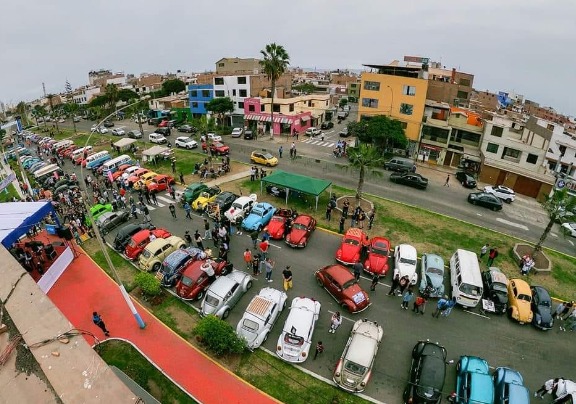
[334, 372, 340, 377]
[366, 264, 370, 270]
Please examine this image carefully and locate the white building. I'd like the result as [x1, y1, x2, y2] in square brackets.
[545, 119, 576, 178]
[213, 75, 250, 116]
[72, 86, 101, 105]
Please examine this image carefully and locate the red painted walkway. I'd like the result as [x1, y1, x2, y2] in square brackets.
[47, 248, 278, 404]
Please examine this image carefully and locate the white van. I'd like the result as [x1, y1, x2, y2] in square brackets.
[450, 249, 483, 308]
[101, 154, 132, 175]
[52, 139, 74, 151]
[71, 146, 93, 160]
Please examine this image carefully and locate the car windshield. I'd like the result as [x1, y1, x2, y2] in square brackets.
[371, 246, 388, 256]
[241, 319, 259, 333]
[127, 240, 137, 248]
[518, 294, 532, 302]
[284, 333, 304, 346]
[344, 360, 367, 376]
[400, 257, 417, 265]
[459, 283, 480, 296]
[184, 138, 192, 143]
[342, 279, 357, 289]
[251, 209, 263, 217]
[200, 192, 209, 198]
[263, 153, 274, 159]
[204, 295, 219, 307]
[293, 223, 307, 231]
[344, 238, 359, 246]
[232, 203, 243, 210]
[539, 299, 551, 307]
[493, 283, 507, 294]
[141, 249, 152, 259]
[271, 216, 284, 222]
[426, 267, 443, 276]
[180, 276, 193, 287]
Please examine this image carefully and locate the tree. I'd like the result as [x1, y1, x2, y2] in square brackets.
[162, 79, 186, 95]
[206, 97, 234, 126]
[88, 94, 108, 108]
[349, 115, 407, 151]
[260, 43, 290, 136]
[535, 187, 576, 253]
[346, 144, 386, 206]
[46, 94, 59, 132]
[63, 102, 80, 133]
[118, 88, 139, 102]
[105, 84, 119, 111]
[32, 105, 47, 128]
[293, 83, 316, 94]
[339, 98, 348, 109]
[15, 102, 29, 126]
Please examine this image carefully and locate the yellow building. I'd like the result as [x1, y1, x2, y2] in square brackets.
[359, 65, 429, 147]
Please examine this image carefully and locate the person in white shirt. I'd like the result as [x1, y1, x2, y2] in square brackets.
[148, 231, 157, 241]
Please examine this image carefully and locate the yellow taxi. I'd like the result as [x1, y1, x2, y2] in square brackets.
[507, 278, 533, 324]
[133, 172, 158, 190]
[191, 186, 221, 211]
[250, 151, 278, 167]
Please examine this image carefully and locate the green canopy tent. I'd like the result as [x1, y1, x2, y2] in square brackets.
[260, 170, 332, 210]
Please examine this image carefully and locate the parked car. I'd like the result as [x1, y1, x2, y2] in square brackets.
[267, 209, 295, 240]
[244, 130, 254, 140]
[305, 127, 322, 137]
[206, 133, 222, 142]
[155, 127, 171, 136]
[507, 278, 533, 324]
[175, 136, 198, 149]
[113, 223, 153, 251]
[467, 192, 503, 211]
[561, 222, 576, 237]
[394, 244, 418, 285]
[285, 214, 317, 248]
[95, 211, 130, 235]
[224, 194, 257, 223]
[124, 228, 172, 261]
[250, 151, 278, 166]
[363, 236, 390, 277]
[236, 287, 287, 350]
[200, 269, 253, 318]
[339, 127, 350, 137]
[456, 172, 477, 188]
[176, 258, 233, 300]
[103, 120, 114, 127]
[242, 202, 276, 231]
[138, 236, 187, 272]
[390, 172, 429, 189]
[127, 130, 143, 139]
[418, 253, 445, 298]
[333, 319, 383, 393]
[384, 157, 416, 173]
[86, 203, 113, 226]
[149, 133, 168, 144]
[191, 186, 221, 211]
[315, 264, 371, 313]
[493, 367, 530, 404]
[484, 185, 515, 203]
[146, 174, 175, 194]
[481, 267, 509, 314]
[177, 124, 196, 133]
[209, 191, 238, 213]
[531, 285, 554, 330]
[276, 297, 321, 363]
[455, 356, 494, 404]
[335, 228, 368, 265]
[158, 247, 205, 288]
[404, 341, 449, 404]
[209, 142, 229, 155]
[231, 127, 244, 138]
[181, 183, 209, 204]
[321, 121, 334, 130]
[111, 127, 126, 136]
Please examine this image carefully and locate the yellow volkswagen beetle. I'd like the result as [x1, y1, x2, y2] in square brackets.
[507, 278, 533, 324]
[133, 171, 158, 190]
[191, 186, 221, 211]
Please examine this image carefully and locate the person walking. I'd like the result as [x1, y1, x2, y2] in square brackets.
[141, 203, 151, 223]
[480, 243, 489, 260]
[278, 145, 283, 158]
[183, 202, 192, 219]
[264, 258, 274, 282]
[329, 312, 342, 334]
[169, 204, 177, 219]
[561, 301, 574, 320]
[313, 341, 324, 360]
[398, 275, 410, 296]
[339, 215, 345, 234]
[282, 266, 293, 291]
[259, 239, 270, 260]
[388, 273, 400, 296]
[193, 230, 204, 250]
[342, 199, 350, 218]
[432, 296, 450, 318]
[370, 273, 379, 291]
[325, 204, 332, 221]
[204, 219, 211, 240]
[401, 288, 414, 309]
[243, 248, 252, 271]
[92, 311, 110, 337]
[444, 174, 450, 187]
[534, 378, 560, 399]
[554, 302, 566, 320]
[368, 210, 375, 230]
[353, 262, 362, 281]
[250, 229, 259, 249]
[151, 191, 158, 205]
[487, 247, 499, 267]
[441, 297, 457, 317]
[179, 172, 185, 185]
[413, 295, 427, 314]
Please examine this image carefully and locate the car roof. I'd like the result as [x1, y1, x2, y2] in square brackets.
[398, 244, 417, 259]
[469, 372, 494, 402]
[509, 278, 531, 294]
[208, 275, 237, 296]
[285, 299, 318, 335]
[344, 227, 366, 239]
[145, 238, 170, 250]
[346, 332, 379, 367]
[423, 253, 444, 269]
[324, 265, 355, 284]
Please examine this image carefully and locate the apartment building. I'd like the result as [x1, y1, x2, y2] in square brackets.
[425, 64, 474, 107]
[188, 84, 213, 117]
[480, 115, 554, 200]
[216, 57, 261, 74]
[347, 80, 361, 101]
[72, 86, 101, 105]
[130, 74, 163, 95]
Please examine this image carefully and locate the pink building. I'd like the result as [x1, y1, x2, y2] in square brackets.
[243, 98, 313, 136]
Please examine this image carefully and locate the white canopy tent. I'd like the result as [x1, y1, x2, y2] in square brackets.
[142, 145, 171, 164]
[113, 138, 137, 150]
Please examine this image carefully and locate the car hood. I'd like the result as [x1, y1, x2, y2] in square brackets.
[267, 219, 285, 237]
[242, 215, 261, 229]
[339, 244, 361, 261]
[424, 273, 443, 289]
[365, 253, 388, 273]
[534, 307, 553, 324]
[397, 262, 417, 278]
[287, 228, 307, 245]
[514, 301, 532, 321]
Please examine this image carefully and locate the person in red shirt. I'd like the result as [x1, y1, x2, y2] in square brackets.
[259, 239, 269, 260]
[243, 248, 252, 271]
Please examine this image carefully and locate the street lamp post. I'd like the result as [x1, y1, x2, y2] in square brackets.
[81, 99, 146, 329]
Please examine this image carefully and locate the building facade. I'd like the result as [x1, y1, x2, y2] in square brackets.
[72, 86, 101, 105]
[425, 65, 474, 107]
[347, 80, 361, 101]
[188, 84, 213, 117]
[215, 58, 261, 74]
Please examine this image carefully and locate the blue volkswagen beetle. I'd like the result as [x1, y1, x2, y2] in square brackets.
[455, 356, 494, 404]
[242, 202, 276, 231]
[493, 367, 530, 404]
[419, 253, 445, 298]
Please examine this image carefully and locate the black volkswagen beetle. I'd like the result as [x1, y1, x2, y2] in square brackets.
[113, 223, 154, 251]
[404, 341, 450, 404]
[531, 285, 554, 330]
[481, 267, 509, 314]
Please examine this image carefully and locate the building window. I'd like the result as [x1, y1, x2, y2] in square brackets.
[547, 123, 554, 131]
[238, 102, 244, 109]
[218, 63, 224, 67]
[526, 153, 538, 164]
[402, 85, 416, 96]
[289, 103, 294, 112]
[363, 81, 380, 91]
[261, 104, 265, 112]
[273, 104, 280, 113]
[362, 98, 378, 108]
[399, 121, 408, 129]
[248, 104, 255, 112]
[502, 147, 521, 162]
[350, 83, 357, 88]
[491, 126, 504, 137]
[486, 143, 499, 153]
[237, 76, 247, 84]
[459, 78, 471, 87]
[215, 77, 224, 85]
[400, 103, 414, 115]
[232, 89, 236, 96]
[190, 90, 198, 97]
[239, 89, 247, 97]
[192, 102, 199, 108]
[215, 90, 225, 97]
[201, 90, 210, 97]
[457, 91, 469, 100]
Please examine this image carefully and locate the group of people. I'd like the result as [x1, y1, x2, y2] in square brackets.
[249, 166, 267, 181]
[326, 197, 376, 233]
[333, 140, 348, 158]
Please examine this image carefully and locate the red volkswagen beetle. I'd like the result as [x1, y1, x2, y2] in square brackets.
[147, 174, 175, 193]
[363, 236, 391, 276]
[175, 259, 233, 301]
[124, 228, 172, 260]
[335, 228, 368, 265]
[315, 264, 371, 313]
[266, 209, 294, 240]
[285, 214, 317, 248]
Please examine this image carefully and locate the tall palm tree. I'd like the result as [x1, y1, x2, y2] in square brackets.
[536, 187, 576, 253]
[46, 94, 59, 132]
[346, 144, 386, 206]
[260, 43, 290, 137]
[105, 84, 119, 114]
[15, 102, 29, 126]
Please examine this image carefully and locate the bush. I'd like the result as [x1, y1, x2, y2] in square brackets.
[193, 315, 246, 356]
[216, 126, 232, 136]
[134, 273, 162, 296]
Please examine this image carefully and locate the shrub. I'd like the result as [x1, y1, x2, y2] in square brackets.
[193, 315, 246, 356]
[134, 273, 162, 296]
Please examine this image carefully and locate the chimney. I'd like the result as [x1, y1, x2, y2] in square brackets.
[451, 68, 456, 84]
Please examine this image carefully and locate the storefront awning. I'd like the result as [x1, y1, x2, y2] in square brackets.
[300, 116, 311, 122]
[421, 144, 442, 151]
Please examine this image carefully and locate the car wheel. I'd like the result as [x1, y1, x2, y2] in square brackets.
[222, 308, 230, 319]
[302, 241, 307, 248]
[152, 262, 161, 273]
[316, 277, 324, 287]
[257, 225, 262, 232]
[196, 290, 204, 301]
[505, 198, 512, 203]
[246, 280, 253, 290]
[341, 303, 352, 313]
[456, 361, 461, 372]
[472, 200, 477, 205]
[492, 206, 499, 211]
[507, 307, 514, 319]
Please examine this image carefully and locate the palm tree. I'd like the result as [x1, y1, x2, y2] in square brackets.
[260, 43, 290, 138]
[346, 144, 386, 206]
[535, 187, 576, 253]
[15, 102, 29, 126]
[46, 94, 59, 132]
[105, 84, 119, 114]
[32, 105, 47, 128]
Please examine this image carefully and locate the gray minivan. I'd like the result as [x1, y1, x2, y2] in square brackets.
[384, 157, 416, 173]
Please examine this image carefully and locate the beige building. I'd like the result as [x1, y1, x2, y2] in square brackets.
[256, 94, 332, 124]
[215, 57, 262, 74]
[149, 94, 189, 110]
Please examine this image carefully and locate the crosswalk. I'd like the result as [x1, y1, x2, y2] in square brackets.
[302, 138, 335, 148]
[142, 193, 175, 211]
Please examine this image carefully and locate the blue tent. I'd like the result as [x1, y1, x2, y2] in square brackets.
[0, 201, 60, 248]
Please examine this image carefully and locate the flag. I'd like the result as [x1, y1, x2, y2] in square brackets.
[107, 170, 114, 184]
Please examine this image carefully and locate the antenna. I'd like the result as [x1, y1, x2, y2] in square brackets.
[42, 82, 47, 97]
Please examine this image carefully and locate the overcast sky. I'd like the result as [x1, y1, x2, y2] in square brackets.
[1, 0, 574, 115]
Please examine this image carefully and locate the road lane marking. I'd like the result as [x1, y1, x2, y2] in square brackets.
[327, 142, 334, 147]
[496, 218, 529, 231]
[463, 310, 490, 319]
[328, 309, 355, 323]
[157, 195, 175, 204]
[569, 240, 574, 246]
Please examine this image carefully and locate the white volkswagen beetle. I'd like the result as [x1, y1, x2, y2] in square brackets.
[236, 287, 287, 350]
[224, 194, 257, 223]
[276, 297, 321, 363]
[394, 244, 418, 285]
[200, 270, 252, 319]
